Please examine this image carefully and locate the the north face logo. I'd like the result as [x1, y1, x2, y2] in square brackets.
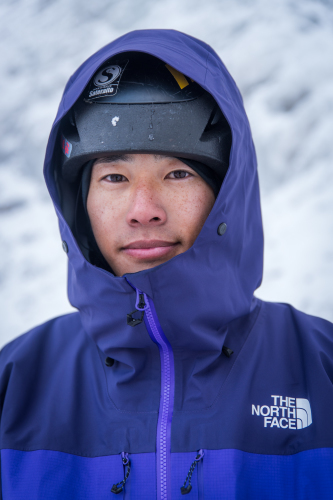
[252, 395, 312, 429]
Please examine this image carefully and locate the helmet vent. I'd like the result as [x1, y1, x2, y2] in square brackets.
[63, 109, 80, 143]
[202, 104, 223, 133]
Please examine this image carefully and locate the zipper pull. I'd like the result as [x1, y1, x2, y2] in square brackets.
[126, 290, 147, 327]
[180, 449, 204, 495]
[111, 452, 131, 494]
[136, 291, 146, 310]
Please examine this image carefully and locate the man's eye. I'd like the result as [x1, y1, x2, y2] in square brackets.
[105, 174, 127, 182]
[168, 170, 191, 179]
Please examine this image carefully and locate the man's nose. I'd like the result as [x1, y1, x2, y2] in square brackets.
[126, 183, 167, 227]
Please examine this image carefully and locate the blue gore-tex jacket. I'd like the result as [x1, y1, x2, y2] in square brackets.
[1, 30, 333, 499]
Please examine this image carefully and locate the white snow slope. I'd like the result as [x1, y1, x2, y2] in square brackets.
[0, 0, 332, 348]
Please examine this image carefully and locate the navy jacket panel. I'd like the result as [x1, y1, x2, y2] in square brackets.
[1, 300, 333, 456]
[0, 313, 158, 456]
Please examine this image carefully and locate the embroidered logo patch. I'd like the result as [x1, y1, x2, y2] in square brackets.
[252, 395, 312, 429]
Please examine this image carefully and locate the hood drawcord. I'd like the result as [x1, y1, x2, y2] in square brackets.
[180, 449, 204, 495]
[222, 345, 234, 358]
[111, 452, 131, 494]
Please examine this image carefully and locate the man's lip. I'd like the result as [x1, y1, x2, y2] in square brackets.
[121, 240, 179, 260]
[122, 240, 178, 250]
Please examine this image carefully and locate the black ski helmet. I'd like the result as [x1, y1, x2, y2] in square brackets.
[59, 51, 232, 184]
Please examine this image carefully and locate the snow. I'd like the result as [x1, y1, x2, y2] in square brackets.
[0, 0, 332, 348]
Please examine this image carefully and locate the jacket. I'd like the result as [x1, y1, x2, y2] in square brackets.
[1, 29, 333, 499]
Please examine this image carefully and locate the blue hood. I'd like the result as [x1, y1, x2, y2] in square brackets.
[45, 29, 263, 390]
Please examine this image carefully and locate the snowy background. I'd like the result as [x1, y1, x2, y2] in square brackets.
[0, 0, 332, 348]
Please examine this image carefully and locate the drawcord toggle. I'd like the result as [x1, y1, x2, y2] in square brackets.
[180, 449, 204, 495]
[111, 452, 131, 494]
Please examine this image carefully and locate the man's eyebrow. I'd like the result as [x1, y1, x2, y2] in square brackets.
[94, 154, 132, 165]
[153, 154, 177, 161]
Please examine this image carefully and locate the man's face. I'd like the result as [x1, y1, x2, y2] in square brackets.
[87, 154, 215, 276]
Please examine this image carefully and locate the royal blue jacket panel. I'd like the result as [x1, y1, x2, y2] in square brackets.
[1, 29, 333, 499]
[2, 448, 333, 499]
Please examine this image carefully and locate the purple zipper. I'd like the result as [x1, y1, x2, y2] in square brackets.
[135, 289, 175, 500]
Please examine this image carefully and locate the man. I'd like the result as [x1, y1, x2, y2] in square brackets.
[1, 29, 333, 499]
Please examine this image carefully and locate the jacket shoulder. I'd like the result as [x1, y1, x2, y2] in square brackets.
[0, 313, 89, 382]
[1, 312, 82, 356]
[258, 299, 333, 359]
[262, 300, 333, 329]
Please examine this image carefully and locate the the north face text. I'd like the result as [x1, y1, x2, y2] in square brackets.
[252, 395, 312, 429]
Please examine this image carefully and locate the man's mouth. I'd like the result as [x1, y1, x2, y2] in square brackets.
[122, 240, 180, 260]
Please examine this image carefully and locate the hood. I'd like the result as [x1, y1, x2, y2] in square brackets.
[44, 30, 263, 407]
